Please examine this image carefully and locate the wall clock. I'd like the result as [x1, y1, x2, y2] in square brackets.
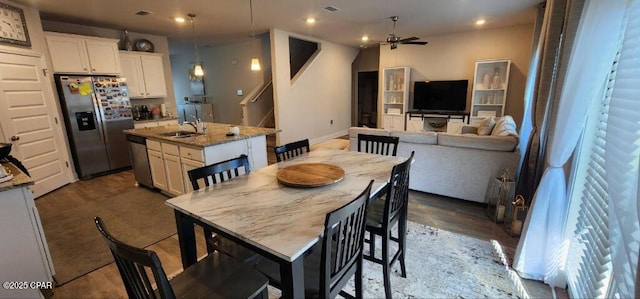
[0, 3, 30, 47]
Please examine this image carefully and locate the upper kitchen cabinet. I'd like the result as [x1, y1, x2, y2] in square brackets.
[120, 51, 167, 99]
[45, 32, 121, 75]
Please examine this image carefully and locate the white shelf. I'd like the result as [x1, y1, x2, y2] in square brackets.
[470, 59, 511, 120]
[380, 66, 410, 130]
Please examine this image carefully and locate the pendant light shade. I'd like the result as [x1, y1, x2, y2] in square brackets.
[251, 58, 261, 71]
[249, 0, 260, 72]
[188, 13, 204, 77]
[193, 64, 204, 76]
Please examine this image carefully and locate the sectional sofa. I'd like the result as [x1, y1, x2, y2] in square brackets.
[348, 116, 520, 203]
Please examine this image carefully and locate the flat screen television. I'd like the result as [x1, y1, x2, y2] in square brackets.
[413, 80, 468, 112]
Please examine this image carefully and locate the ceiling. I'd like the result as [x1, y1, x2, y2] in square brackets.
[13, 0, 542, 47]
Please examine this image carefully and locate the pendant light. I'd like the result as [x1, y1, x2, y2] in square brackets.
[249, 0, 261, 71]
[188, 13, 204, 77]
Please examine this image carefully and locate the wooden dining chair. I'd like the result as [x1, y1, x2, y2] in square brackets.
[274, 138, 310, 162]
[254, 181, 372, 298]
[187, 154, 251, 190]
[94, 217, 269, 299]
[363, 151, 414, 299]
[187, 154, 262, 265]
[357, 133, 399, 156]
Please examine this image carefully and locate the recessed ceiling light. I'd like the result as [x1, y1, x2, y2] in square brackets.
[476, 19, 486, 25]
[175, 17, 185, 23]
[306, 18, 316, 24]
[361, 36, 369, 42]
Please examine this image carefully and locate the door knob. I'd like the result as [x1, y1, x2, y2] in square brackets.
[10, 135, 19, 141]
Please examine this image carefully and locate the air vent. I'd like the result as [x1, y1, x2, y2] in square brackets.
[323, 6, 339, 12]
[135, 10, 152, 16]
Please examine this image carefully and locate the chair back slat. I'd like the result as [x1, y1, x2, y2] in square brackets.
[383, 152, 414, 226]
[95, 217, 175, 299]
[320, 180, 372, 298]
[357, 134, 399, 156]
[274, 139, 310, 162]
[187, 155, 251, 190]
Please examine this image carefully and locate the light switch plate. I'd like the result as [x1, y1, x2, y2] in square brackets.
[237, 89, 243, 96]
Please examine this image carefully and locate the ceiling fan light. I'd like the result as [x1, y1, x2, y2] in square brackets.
[251, 58, 261, 71]
[193, 64, 204, 76]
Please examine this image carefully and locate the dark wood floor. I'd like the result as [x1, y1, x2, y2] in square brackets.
[38, 159, 557, 298]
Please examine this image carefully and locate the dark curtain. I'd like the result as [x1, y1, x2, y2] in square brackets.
[516, 0, 571, 205]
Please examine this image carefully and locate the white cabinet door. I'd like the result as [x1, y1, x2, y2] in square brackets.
[119, 53, 146, 98]
[85, 39, 121, 74]
[181, 158, 204, 193]
[45, 35, 90, 74]
[148, 149, 167, 191]
[391, 115, 404, 130]
[164, 154, 184, 195]
[140, 55, 167, 98]
[0, 187, 54, 298]
[406, 117, 424, 132]
[382, 114, 404, 130]
[45, 33, 121, 74]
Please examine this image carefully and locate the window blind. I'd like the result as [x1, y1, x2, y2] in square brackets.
[566, 54, 615, 298]
[566, 1, 640, 297]
[605, 0, 640, 297]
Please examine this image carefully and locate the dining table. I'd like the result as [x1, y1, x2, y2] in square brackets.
[166, 148, 406, 298]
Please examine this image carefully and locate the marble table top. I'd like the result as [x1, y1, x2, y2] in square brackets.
[166, 149, 406, 261]
[124, 122, 279, 148]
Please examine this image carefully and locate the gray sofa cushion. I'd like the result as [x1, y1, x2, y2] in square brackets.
[438, 133, 517, 152]
[348, 127, 390, 138]
[390, 131, 438, 145]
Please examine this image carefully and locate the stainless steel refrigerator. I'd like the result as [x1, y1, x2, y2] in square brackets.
[55, 75, 133, 179]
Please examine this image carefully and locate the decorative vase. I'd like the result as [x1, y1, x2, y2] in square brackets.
[491, 68, 501, 89]
[482, 73, 491, 89]
[122, 30, 133, 51]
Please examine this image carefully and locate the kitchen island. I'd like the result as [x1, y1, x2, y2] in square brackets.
[124, 122, 279, 195]
[0, 162, 55, 298]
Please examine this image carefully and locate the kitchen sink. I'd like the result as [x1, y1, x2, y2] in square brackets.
[158, 130, 203, 138]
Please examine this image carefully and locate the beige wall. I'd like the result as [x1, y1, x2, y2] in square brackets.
[271, 29, 359, 145]
[169, 33, 270, 125]
[379, 24, 534, 128]
[40, 20, 177, 115]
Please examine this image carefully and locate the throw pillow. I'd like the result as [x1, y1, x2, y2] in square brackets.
[477, 117, 496, 135]
[492, 115, 518, 137]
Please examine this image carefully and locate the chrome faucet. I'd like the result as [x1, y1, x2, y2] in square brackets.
[182, 116, 206, 133]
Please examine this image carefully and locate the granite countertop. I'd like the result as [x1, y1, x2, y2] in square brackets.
[134, 117, 178, 124]
[124, 122, 279, 148]
[0, 162, 33, 192]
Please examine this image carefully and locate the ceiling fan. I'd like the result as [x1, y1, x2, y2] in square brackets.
[384, 16, 428, 50]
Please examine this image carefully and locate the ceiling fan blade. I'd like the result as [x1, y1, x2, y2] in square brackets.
[399, 36, 419, 43]
[402, 41, 428, 45]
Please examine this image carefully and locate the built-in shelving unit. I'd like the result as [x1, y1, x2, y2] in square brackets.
[470, 59, 511, 124]
[380, 66, 410, 130]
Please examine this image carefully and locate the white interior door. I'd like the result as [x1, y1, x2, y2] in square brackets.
[0, 52, 73, 197]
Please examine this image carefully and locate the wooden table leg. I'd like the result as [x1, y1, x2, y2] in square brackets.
[279, 256, 305, 299]
[174, 210, 197, 269]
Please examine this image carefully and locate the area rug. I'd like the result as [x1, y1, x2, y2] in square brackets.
[37, 187, 176, 285]
[344, 221, 521, 298]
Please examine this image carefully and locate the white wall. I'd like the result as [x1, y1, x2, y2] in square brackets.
[271, 29, 359, 145]
[379, 24, 533, 128]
